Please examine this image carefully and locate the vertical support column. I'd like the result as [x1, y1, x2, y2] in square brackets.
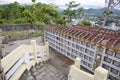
[94, 66, 108, 80]
[74, 58, 81, 69]
[31, 40, 37, 61]
[45, 42, 49, 60]
[0, 29, 3, 80]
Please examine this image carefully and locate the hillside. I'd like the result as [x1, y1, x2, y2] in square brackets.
[84, 8, 120, 16]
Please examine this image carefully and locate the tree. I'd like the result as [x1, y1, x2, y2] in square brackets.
[0, 1, 66, 25]
[102, 0, 120, 27]
[63, 1, 82, 22]
[81, 20, 91, 26]
[76, 8, 84, 18]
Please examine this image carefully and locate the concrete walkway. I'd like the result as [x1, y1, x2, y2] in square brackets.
[3, 37, 42, 56]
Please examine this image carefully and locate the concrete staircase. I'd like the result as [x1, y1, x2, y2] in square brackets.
[21, 60, 67, 80]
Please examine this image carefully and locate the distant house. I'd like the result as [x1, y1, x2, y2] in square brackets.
[105, 23, 120, 30]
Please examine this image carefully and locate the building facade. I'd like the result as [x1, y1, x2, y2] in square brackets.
[44, 25, 120, 80]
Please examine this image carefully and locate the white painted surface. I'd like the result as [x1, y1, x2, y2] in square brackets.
[5, 56, 24, 80]
[37, 51, 46, 57]
[24, 53, 30, 63]
[68, 75, 74, 80]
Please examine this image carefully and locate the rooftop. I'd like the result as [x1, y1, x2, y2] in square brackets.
[45, 25, 120, 52]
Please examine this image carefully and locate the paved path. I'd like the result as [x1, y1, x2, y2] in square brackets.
[3, 37, 42, 56]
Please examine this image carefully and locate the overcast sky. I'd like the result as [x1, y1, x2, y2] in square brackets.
[0, 0, 105, 9]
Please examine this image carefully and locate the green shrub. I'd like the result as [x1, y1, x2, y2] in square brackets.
[1, 31, 20, 36]
[81, 20, 91, 26]
[13, 18, 28, 24]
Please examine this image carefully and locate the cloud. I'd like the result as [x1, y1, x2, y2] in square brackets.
[0, 0, 105, 9]
[1, 0, 32, 4]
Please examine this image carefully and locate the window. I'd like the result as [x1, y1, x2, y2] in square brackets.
[88, 64, 92, 68]
[108, 75, 118, 80]
[68, 47, 71, 51]
[104, 57, 112, 63]
[72, 49, 74, 53]
[84, 61, 87, 66]
[112, 60, 120, 67]
[115, 52, 120, 59]
[68, 36, 71, 40]
[110, 68, 119, 75]
[72, 43, 75, 48]
[89, 57, 93, 62]
[106, 49, 113, 56]
[77, 39, 79, 43]
[85, 49, 90, 54]
[90, 51, 94, 56]
[81, 41, 85, 45]
[83, 61, 87, 66]
[76, 45, 79, 49]
[91, 44, 95, 49]
[102, 64, 110, 70]
[67, 52, 70, 56]
[80, 53, 84, 57]
[71, 54, 75, 59]
[84, 55, 88, 60]
[86, 42, 90, 47]
[68, 41, 70, 46]
[76, 51, 79, 56]
[56, 37, 60, 40]
[73, 38, 77, 42]
[80, 47, 84, 52]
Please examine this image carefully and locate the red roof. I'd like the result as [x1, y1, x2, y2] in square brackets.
[45, 25, 120, 52]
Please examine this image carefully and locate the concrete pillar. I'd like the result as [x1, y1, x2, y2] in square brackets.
[31, 40, 37, 61]
[94, 66, 108, 80]
[74, 58, 81, 69]
[0, 29, 3, 80]
[45, 42, 49, 60]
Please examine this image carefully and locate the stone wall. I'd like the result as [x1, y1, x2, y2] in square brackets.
[0, 24, 42, 31]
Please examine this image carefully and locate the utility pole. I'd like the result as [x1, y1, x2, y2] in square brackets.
[102, 0, 120, 27]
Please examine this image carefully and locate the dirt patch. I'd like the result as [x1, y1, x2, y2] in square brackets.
[49, 47, 74, 77]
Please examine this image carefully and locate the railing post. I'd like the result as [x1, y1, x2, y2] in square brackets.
[74, 58, 81, 69]
[45, 42, 49, 60]
[31, 40, 37, 61]
[94, 66, 108, 80]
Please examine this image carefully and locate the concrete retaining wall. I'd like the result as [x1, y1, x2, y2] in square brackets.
[0, 24, 41, 31]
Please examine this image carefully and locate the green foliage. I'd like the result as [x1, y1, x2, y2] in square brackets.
[0, 1, 66, 26]
[13, 18, 28, 24]
[63, 1, 83, 22]
[32, 0, 36, 3]
[81, 20, 91, 26]
[76, 8, 84, 18]
[1, 31, 20, 36]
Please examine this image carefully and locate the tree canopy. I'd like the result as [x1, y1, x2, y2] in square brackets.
[0, 1, 66, 25]
[63, 1, 84, 22]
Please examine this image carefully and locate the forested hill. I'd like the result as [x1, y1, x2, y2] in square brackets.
[84, 8, 120, 16]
